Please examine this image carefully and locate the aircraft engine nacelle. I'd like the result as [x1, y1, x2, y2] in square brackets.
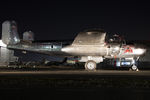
[61, 29, 108, 56]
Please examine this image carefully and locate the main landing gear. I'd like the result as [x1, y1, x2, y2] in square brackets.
[85, 60, 97, 71]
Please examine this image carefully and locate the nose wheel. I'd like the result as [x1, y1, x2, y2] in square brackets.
[85, 60, 97, 71]
[131, 65, 139, 71]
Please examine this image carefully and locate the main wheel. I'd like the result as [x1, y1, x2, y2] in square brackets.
[85, 60, 97, 71]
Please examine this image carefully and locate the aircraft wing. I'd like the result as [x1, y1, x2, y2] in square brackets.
[7, 41, 71, 56]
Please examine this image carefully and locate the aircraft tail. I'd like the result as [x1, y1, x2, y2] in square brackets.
[2, 21, 20, 45]
[0, 21, 19, 66]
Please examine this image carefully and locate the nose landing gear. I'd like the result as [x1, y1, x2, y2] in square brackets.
[131, 64, 139, 71]
[131, 57, 139, 71]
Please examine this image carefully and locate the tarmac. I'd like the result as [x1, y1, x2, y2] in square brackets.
[0, 66, 150, 100]
[0, 68, 150, 76]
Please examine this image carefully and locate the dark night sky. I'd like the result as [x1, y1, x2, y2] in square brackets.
[0, 0, 150, 40]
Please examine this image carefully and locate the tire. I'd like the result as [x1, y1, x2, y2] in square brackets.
[85, 60, 97, 71]
[131, 65, 138, 71]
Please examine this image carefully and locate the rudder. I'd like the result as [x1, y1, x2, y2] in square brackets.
[2, 20, 20, 45]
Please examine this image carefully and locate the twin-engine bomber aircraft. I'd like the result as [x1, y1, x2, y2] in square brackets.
[0, 21, 147, 71]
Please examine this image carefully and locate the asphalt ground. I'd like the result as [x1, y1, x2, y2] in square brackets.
[0, 69, 150, 76]
[0, 66, 150, 100]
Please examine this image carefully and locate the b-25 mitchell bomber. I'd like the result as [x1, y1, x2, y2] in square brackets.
[0, 21, 147, 71]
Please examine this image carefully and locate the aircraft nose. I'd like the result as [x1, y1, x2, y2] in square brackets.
[134, 48, 146, 55]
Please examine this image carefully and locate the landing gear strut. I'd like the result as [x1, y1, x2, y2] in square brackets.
[85, 60, 97, 71]
[131, 58, 139, 71]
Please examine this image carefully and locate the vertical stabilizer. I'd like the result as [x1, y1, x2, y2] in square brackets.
[0, 21, 19, 66]
[2, 21, 20, 45]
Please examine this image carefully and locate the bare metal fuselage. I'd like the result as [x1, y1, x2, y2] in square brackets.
[61, 44, 146, 58]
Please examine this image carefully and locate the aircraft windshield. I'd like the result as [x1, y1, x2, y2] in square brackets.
[107, 34, 126, 45]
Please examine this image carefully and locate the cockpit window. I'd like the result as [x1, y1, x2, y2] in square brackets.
[106, 34, 126, 45]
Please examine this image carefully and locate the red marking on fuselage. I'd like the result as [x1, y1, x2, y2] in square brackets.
[124, 46, 133, 53]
